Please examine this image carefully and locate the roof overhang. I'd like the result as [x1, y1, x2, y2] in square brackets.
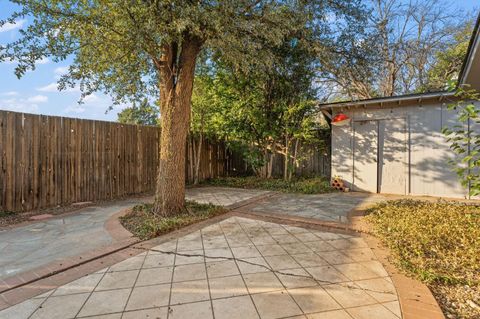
[319, 91, 455, 110]
[458, 13, 480, 90]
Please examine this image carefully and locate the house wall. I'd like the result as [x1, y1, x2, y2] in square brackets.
[331, 100, 473, 198]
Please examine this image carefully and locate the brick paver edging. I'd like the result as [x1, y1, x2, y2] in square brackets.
[0, 208, 140, 294]
[0, 192, 276, 310]
[362, 234, 445, 319]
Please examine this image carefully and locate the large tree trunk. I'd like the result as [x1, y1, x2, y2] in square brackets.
[153, 37, 202, 216]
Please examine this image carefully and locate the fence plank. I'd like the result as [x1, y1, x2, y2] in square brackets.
[0, 112, 6, 210]
[0, 110, 252, 212]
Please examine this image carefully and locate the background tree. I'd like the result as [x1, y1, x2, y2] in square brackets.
[189, 74, 224, 184]
[1, 0, 320, 216]
[117, 99, 159, 126]
[443, 86, 480, 196]
[319, 0, 473, 100]
[425, 21, 475, 91]
[189, 34, 329, 180]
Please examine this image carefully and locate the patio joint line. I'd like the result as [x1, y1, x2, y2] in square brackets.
[119, 248, 148, 319]
[216, 217, 262, 319]
[276, 222, 399, 319]
[165, 238, 179, 319]
[132, 245, 395, 296]
[200, 226, 216, 319]
[72, 266, 112, 318]
[235, 219, 307, 317]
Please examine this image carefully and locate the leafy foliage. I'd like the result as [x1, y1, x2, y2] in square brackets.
[366, 199, 480, 318]
[202, 176, 334, 194]
[319, 0, 474, 100]
[426, 21, 474, 91]
[117, 99, 159, 126]
[442, 87, 480, 196]
[0, 0, 365, 104]
[366, 199, 480, 285]
[120, 201, 227, 240]
[190, 35, 329, 178]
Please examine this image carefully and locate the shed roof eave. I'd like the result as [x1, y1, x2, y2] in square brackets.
[318, 91, 455, 110]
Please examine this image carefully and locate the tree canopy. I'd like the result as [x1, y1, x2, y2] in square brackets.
[117, 99, 159, 126]
[318, 0, 475, 100]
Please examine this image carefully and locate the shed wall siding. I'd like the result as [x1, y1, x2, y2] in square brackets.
[330, 102, 471, 198]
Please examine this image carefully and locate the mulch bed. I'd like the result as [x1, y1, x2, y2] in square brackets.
[120, 201, 228, 240]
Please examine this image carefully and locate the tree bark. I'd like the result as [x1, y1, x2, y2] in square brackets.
[288, 139, 299, 182]
[284, 135, 290, 181]
[194, 132, 203, 185]
[267, 151, 274, 179]
[153, 37, 202, 216]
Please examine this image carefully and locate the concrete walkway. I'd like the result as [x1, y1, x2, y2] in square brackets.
[0, 216, 400, 319]
[248, 192, 386, 223]
[0, 187, 267, 280]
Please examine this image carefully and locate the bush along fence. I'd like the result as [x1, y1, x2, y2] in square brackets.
[0, 111, 246, 212]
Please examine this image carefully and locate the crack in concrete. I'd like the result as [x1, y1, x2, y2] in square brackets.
[133, 246, 396, 296]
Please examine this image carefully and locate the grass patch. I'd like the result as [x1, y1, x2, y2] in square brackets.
[365, 199, 480, 318]
[120, 201, 227, 240]
[0, 211, 16, 218]
[0, 211, 22, 228]
[201, 176, 334, 194]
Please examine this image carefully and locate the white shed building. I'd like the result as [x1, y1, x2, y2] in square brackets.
[320, 16, 480, 199]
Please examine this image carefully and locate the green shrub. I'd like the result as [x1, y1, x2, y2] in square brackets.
[120, 201, 227, 240]
[202, 176, 334, 194]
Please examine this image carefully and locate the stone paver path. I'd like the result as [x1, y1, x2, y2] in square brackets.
[0, 187, 266, 279]
[0, 216, 401, 319]
[250, 192, 386, 223]
[187, 187, 270, 206]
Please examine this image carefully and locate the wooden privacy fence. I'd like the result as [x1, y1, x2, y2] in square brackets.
[0, 111, 244, 212]
[270, 145, 331, 178]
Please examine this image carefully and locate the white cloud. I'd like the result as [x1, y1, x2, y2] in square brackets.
[83, 94, 99, 103]
[0, 95, 48, 114]
[36, 82, 80, 93]
[54, 66, 69, 75]
[0, 19, 26, 33]
[54, 66, 70, 80]
[63, 94, 123, 117]
[2, 56, 49, 66]
[36, 57, 50, 64]
[1, 91, 19, 96]
[64, 104, 86, 114]
[36, 83, 58, 92]
[27, 95, 48, 103]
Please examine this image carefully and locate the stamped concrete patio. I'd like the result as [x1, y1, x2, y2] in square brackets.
[0, 187, 268, 280]
[0, 216, 401, 319]
[247, 192, 386, 224]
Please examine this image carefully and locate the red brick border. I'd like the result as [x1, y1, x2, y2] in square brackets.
[0, 210, 239, 310]
[362, 234, 445, 319]
[0, 207, 138, 294]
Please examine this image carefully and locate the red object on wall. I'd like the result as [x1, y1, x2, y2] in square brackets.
[331, 113, 350, 126]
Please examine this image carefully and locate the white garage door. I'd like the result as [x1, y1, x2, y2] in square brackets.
[353, 118, 407, 194]
[378, 118, 407, 194]
[353, 120, 378, 192]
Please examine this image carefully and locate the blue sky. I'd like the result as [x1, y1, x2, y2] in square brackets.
[0, 0, 478, 122]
